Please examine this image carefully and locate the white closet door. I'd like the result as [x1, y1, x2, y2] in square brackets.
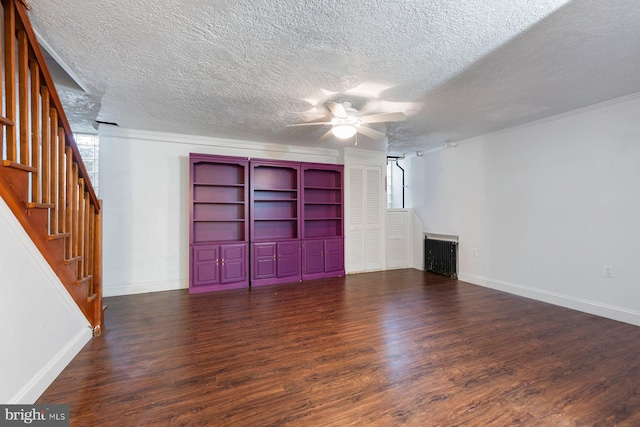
[347, 166, 365, 272]
[365, 167, 383, 271]
[386, 209, 409, 269]
[346, 164, 384, 273]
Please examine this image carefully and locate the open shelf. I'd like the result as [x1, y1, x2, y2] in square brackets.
[301, 164, 344, 240]
[193, 162, 245, 186]
[193, 186, 245, 203]
[250, 160, 301, 243]
[193, 221, 246, 242]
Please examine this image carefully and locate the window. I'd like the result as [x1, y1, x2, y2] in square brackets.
[73, 133, 99, 196]
[386, 161, 393, 208]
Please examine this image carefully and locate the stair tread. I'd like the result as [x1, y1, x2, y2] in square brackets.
[75, 275, 93, 285]
[64, 256, 82, 265]
[28, 202, 56, 209]
[49, 232, 71, 240]
[2, 160, 37, 173]
[0, 116, 14, 126]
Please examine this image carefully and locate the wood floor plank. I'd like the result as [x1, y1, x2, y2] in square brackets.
[37, 270, 640, 426]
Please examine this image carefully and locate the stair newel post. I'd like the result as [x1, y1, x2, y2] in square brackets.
[88, 203, 94, 286]
[30, 60, 41, 203]
[93, 201, 103, 332]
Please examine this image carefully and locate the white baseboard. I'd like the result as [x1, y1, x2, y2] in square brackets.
[459, 273, 640, 327]
[103, 279, 188, 297]
[10, 326, 92, 404]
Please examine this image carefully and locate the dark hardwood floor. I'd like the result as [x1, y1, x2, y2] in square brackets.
[38, 270, 640, 426]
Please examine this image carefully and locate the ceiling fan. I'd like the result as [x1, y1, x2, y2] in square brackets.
[287, 102, 406, 140]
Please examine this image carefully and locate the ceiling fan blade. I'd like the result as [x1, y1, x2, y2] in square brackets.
[360, 112, 406, 124]
[319, 129, 334, 140]
[327, 102, 347, 118]
[357, 125, 385, 140]
[286, 122, 332, 127]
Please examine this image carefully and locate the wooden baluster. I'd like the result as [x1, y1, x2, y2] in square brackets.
[49, 108, 58, 233]
[77, 178, 85, 279]
[30, 60, 41, 202]
[18, 29, 29, 165]
[72, 164, 79, 260]
[3, 0, 17, 162]
[0, 1, 3, 149]
[57, 128, 65, 233]
[93, 201, 104, 333]
[87, 204, 95, 290]
[93, 203, 103, 327]
[83, 193, 90, 279]
[65, 148, 74, 259]
[40, 87, 50, 204]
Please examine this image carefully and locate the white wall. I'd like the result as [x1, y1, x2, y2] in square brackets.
[0, 198, 92, 403]
[407, 92, 640, 326]
[99, 128, 340, 296]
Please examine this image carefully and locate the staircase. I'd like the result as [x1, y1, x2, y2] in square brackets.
[0, 0, 103, 333]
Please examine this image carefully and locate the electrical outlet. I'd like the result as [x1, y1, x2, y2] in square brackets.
[604, 265, 614, 278]
[472, 248, 478, 257]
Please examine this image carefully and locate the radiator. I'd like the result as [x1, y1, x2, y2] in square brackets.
[424, 238, 457, 278]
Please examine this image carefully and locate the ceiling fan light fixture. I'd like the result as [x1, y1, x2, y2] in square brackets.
[332, 124, 357, 139]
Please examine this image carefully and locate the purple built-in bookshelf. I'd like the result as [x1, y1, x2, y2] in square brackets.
[250, 159, 302, 286]
[189, 154, 249, 293]
[189, 154, 344, 293]
[301, 162, 345, 280]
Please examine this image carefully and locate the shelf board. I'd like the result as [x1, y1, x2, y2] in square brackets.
[303, 202, 341, 205]
[193, 182, 245, 187]
[193, 200, 245, 204]
[193, 219, 245, 222]
[254, 187, 298, 192]
[304, 186, 341, 190]
[253, 217, 298, 221]
[192, 240, 247, 245]
[304, 217, 342, 221]
[253, 198, 297, 202]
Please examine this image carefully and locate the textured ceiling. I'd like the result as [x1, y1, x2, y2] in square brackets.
[28, 0, 640, 154]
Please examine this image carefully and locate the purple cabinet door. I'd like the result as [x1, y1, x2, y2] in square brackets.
[220, 243, 247, 284]
[253, 243, 277, 280]
[278, 241, 300, 278]
[303, 239, 324, 275]
[193, 245, 219, 286]
[324, 238, 344, 273]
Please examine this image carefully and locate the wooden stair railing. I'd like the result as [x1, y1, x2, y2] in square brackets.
[0, 0, 103, 334]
